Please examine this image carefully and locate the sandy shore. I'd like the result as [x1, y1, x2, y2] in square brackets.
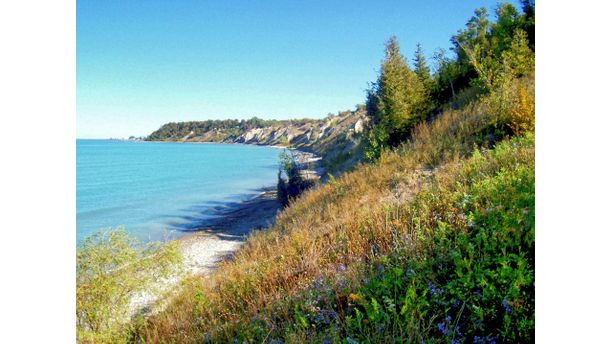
[178, 187, 281, 275]
[129, 187, 282, 316]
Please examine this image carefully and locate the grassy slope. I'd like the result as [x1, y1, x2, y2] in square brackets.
[133, 77, 534, 343]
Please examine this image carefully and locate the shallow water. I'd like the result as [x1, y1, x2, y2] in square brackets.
[76, 139, 281, 245]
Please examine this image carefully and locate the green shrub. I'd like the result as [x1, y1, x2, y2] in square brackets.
[277, 150, 315, 206]
[76, 228, 182, 343]
[363, 124, 390, 162]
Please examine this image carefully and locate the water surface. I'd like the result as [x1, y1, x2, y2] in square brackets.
[77, 140, 281, 244]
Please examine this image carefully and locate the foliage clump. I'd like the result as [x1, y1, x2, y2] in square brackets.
[76, 228, 181, 343]
[365, 37, 433, 159]
[277, 150, 316, 206]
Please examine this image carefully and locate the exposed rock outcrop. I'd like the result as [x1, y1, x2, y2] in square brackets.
[225, 109, 367, 151]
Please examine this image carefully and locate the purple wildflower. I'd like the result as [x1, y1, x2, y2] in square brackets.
[428, 282, 436, 295]
[438, 322, 449, 335]
[335, 275, 347, 290]
[502, 299, 512, 314]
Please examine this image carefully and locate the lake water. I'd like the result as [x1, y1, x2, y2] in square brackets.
[76, 139, 281, 245]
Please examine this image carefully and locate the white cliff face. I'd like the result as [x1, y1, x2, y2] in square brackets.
[239, 128, 262, 143]
[211, 110, 368, 159]
[354, 118, 364, 134]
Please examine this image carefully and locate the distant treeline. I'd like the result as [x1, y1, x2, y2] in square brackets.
[146, 117, 317, 141]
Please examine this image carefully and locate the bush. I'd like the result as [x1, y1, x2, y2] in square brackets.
[279, 136, 290, 146]
[277, 150, 315, 206]
[76, 228, 182, 343]
[363, 124, 390, 162]
[507, 83, 535, 135]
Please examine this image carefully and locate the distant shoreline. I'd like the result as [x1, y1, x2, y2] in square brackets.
[144, 138, 297, 151]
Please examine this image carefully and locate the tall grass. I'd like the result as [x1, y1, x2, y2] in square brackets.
[128, 76, 534, 343]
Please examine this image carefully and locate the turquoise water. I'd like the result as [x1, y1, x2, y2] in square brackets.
[76, 139, 281, 244]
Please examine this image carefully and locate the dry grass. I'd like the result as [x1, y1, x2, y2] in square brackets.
[129, 76, 534, 343]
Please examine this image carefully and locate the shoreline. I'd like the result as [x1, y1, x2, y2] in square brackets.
[115, 137, 326, 316]
[128, 139, 326, 176]
[129, 187, 282, 316]
[174, 144, 323, 275]
[177, 186, 281, 275]
[129, 147, 323, 316]
[143, 138, 318, 154]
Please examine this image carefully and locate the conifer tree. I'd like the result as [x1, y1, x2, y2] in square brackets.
[413, 43, 435, 113]
[366, 36, 429, 148]
[413, 43, 431, 82]
[491, 3, 520, 57]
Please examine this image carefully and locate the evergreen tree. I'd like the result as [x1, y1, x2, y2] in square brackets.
[413, 43, 435, 113]
[502, 29, 534, 78]
[451, 3, 533, 91]
[413, 43, 431, 82]
[490, 3, 520, 57]
[452, 7, 491, 68]
[366, 36, 429, 148]
[520, 0, 535, 50]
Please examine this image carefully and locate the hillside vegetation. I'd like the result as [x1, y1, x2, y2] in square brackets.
[77, 2, 535, 342]
[135, 75, 534, 343]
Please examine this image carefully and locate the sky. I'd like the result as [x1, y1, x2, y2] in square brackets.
[77, 0, 521, 138]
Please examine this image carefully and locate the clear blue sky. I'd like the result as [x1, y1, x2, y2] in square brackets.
[77, 0, 520, 138]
